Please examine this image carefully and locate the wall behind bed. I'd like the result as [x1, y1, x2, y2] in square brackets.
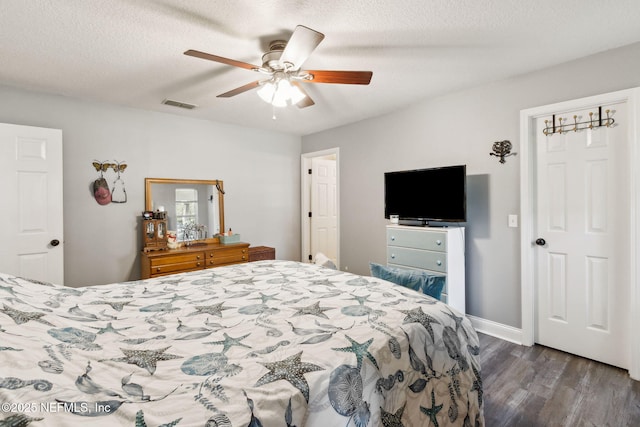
[0, 85, 301, 287]
[301, 42, 640, 330]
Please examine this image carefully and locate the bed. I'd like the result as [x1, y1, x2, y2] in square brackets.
[0, 260, 484, 426]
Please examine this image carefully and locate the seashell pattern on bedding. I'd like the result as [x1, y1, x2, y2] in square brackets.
[0, 260, 483, 426]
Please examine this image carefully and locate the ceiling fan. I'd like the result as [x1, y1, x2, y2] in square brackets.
[184, 25, 372, 109]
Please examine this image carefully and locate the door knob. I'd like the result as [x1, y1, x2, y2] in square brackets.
[50, 239, 60, 247]
[535, 238, 546, 246]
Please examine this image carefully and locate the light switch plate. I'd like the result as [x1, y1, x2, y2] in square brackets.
[508, 214, 518, 228]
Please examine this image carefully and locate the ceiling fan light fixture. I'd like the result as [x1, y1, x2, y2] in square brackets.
[280, 79, 305, 106]
[257, 81, 276, 103]
[256, 77, 306, 107]
[271, 80, 289, 107]
[288, 84, 306, 105]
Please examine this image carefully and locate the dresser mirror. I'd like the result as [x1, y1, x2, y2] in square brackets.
[145, 178, 225, 243]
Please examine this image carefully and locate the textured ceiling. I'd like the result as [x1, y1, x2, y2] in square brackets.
[1, 0, 639, 136]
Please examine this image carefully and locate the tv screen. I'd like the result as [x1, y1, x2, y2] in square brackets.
[384, 165, 466, 222]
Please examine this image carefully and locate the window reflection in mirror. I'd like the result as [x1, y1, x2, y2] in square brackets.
[145, 178, 224, 242]
[175, 188, 198, 239]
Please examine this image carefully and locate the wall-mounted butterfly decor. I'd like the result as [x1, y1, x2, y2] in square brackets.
[92, 161, 128, 174]
[91, 160, 128, 205]
[111, 161, 127, 204]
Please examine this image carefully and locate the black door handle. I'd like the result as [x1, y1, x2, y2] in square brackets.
[535, 238, 546, 246]
[50, 239, 60, 247]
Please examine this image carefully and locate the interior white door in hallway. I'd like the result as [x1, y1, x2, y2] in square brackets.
[310, 157, 338, 265]
[0, 123, 64, 285]
[535, 103, 629, 368]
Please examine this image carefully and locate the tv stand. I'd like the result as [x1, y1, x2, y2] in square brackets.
[386, 224, 465, 313]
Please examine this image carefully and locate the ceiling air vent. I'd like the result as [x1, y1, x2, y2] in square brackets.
[162, 99, 197, 110]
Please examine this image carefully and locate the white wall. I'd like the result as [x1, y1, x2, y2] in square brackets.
[0, 85, 301, 287]
[302, 42, 640, 328]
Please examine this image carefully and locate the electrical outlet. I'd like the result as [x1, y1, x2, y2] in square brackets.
[508, 214, 518, 228]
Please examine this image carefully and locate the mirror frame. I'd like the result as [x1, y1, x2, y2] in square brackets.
[144, 178, 225, 243]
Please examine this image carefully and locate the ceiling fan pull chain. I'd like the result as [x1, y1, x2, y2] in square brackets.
[272, 104, 277, 120]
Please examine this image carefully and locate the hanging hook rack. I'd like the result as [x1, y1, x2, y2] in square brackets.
[543, 106, 615, 136]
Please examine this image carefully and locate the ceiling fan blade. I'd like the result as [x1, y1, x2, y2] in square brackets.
[303, 70, 373, 85]
[184, 49, 259, 71]
[217, 81, 261, 98]
[292, 82, 315, 108]
[279, 25, 325, 70]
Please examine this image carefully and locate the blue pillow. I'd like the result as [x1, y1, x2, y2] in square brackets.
[369, 262, 445, 300]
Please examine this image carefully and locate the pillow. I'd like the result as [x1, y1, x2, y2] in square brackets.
[315, 252, 337, 270]
[369, 262, 445, 300]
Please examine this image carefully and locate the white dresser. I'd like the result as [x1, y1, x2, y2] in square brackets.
[386, 225, 466, 313]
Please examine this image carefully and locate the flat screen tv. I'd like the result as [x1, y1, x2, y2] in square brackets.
[384, 165, 466, 223]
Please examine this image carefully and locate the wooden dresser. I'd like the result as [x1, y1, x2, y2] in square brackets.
[141, 242, 250, 279]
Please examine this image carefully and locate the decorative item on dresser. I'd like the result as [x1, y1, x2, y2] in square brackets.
[142, 218, 168, 252]
[141, 242, 250, 279]
[386, 224, 466, 313]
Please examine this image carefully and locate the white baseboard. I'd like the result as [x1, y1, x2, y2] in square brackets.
[467, 314, 525, 345]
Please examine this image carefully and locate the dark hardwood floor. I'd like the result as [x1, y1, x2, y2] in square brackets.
[478, 333, 640, 427]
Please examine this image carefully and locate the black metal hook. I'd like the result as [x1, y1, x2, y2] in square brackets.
[215, 182, 225, 194]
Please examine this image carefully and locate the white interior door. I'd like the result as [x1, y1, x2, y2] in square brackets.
[535, 103, 629, 368]
[310, 157, 338, 265]
[0, 123, 64, 285]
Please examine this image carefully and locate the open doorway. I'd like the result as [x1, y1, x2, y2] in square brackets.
[301, 148, 339, 268]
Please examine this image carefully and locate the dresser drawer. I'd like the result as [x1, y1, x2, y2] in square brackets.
[440, 293, 449, 304]
[387, 227, 447, 252]
[140, 242, 251, 279]
[150, 261, 204, 276]
[207, 246, 248, 266]
[387, 263, 449, 295]
[148, 252, 206, 277]
[149, 252, 205, 267]
[387, 247, 447, 273]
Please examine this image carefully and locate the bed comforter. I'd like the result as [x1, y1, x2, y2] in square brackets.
[0, 260, 483, 426]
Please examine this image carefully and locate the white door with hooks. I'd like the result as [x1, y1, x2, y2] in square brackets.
[0, 123, 64, 284]
[520, 89, 640, 379]
[530, 100, 631, 369]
